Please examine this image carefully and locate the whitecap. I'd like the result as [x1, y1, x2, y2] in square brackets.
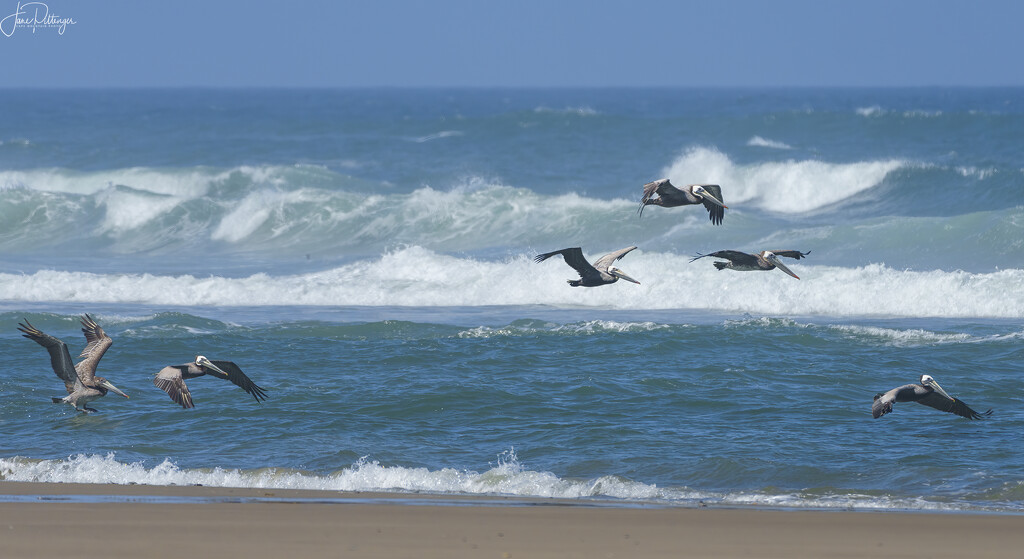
[2, 250, 1023, 319]
[412, 130, 464, 143]
[856, 106, 884, 117]
[746, 136, 792, 149]
[533, 106, 598, 116]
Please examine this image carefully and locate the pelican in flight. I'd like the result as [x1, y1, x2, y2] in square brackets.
[18, 315, 129, 412]
[690, 250, 809, 279]
[638, 179, 727, 225]
[154, 356, 268, 409]
[873, 374, 991, 419]
[534, 246, 641, 287]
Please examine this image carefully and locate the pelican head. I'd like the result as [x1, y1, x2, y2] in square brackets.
[691, 185, 727, 208]
[97, 377, 129, 399]
[920, 374, 953, 400]
[196, 355, 228, 376]
[607, 265, 641, 285]
[764, 251, 800, 280]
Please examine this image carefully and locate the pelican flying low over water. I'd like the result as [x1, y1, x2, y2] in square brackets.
[638, 179, 727, 225]
[18, 315, 129, 412]
[534, 246, 641, 287]
[154, 356, 268, 409]
[873, 374, 991, 419]
[690, 250, 809, 279]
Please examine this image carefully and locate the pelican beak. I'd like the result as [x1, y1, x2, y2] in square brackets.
[700, 191, 728, 209]
[611, 269, 641, 285]
[199, 357, 228, 377]
[101, 380, 129, 399]
[926, 379, 953, 400]
[769, 256, 800, 280]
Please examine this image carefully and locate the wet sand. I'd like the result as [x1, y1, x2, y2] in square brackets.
[1, 481, 1021, 558]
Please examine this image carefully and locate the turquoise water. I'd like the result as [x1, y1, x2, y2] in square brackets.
[1, 88, 1023, 511]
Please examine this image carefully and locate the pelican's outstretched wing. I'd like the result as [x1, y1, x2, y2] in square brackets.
[154, 365, 194, 409]
[770, 250, 811, 260]
[690, 250, 758, 267]
[535, 247, 599, 279]
[917, 392, 992, 419]
[699, 184, 725, 225]
[77, 314, 112, 382]
[638, 179, 686, 216]
[210, 360, 268, 403]
[18, 319, 78, 393]
[591, 246, 638, 271]
[871, 386, 907, 419]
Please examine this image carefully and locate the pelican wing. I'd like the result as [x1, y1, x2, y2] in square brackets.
[691, 250, 759, 267]
[770, 250, 811, 260]
[154, 365, 195, 408]
[76, 314, 113, 381]
[917, 392, 992, 419]
[871, 387, 904, 418]
[638, 179, 685, 216]
[640, 178, 684, 203]
[535, 247, 600, 280]
[591, 246, 638, 272]
[699, 184, 725, 225]
[18, 320, 78, 393]
[210, 360, 268, 403]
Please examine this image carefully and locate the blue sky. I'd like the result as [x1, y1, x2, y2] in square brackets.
[2, 0, 1022, 87]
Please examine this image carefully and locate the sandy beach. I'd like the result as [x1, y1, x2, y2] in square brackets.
[0, 482, 1020, 558]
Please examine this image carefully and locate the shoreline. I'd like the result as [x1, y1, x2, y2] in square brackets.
[2, 482, 1023, 558]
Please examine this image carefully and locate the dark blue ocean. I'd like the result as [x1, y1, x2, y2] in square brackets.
[1, 88, 1023, 512]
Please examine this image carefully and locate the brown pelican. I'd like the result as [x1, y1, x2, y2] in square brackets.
[534, 246, 641, 287]
[154, 356, 267, 409]
[638, 179, 727, 225]
[17, 315, 129, 412]
[873, 375, 991, 419]
[690, 250, 809, 279]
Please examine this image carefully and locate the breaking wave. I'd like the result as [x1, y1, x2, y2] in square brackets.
[0, 453, 1010, 512]
[2, 248, 1023, 318]
[660, 147, 907, 213]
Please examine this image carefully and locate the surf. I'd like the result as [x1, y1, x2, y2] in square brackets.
[2, 248, 1023, 318]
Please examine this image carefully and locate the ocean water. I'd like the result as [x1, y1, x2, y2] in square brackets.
[1, 88, 1023, 512]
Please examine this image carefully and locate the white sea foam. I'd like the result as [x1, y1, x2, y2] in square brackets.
[0, 453, 997, 511]
[0, 452, 666, 500]
[2, 248, 1023, 318]
[0, 164, 307, 198]
[856, 105, 884, 117]
[660, 146, 907, 213]
[828, 324, 972, 347]
[211, 188, 332, 243]
[956, 166, 997, 180]
[746, 136, 792, 149]
[854, 106, 942, 119]
[533, 105, 598, 116]
[94, 186, 184, 232]
[0, 167, 215, 197]
[412, 130, 464, 143]
[457, 320, 670, 338]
